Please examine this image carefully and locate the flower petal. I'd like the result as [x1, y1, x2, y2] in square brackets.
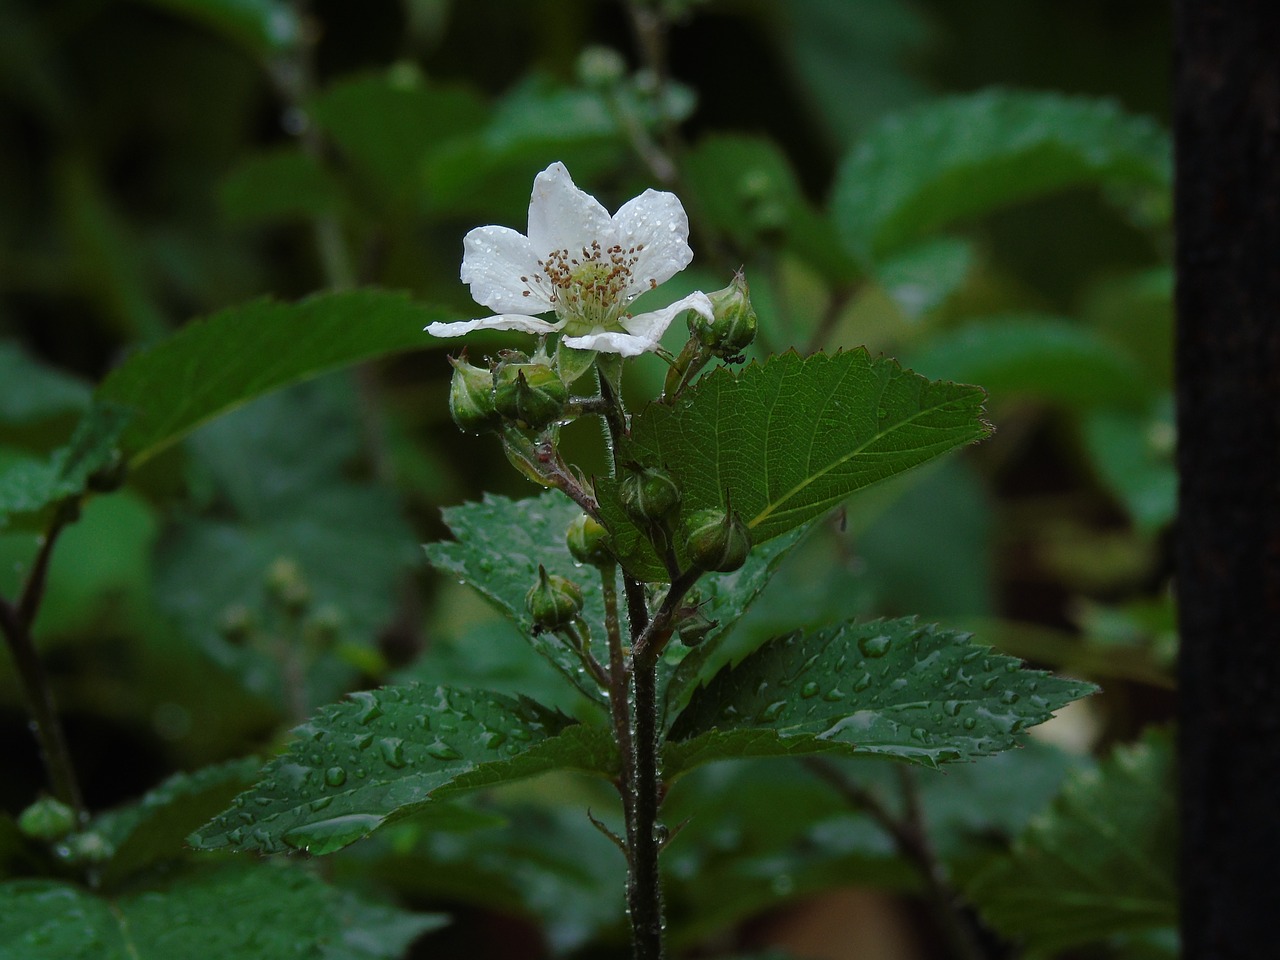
[460, 226, 554, 315]
[426, 314, 567, 338]
[613, 189, 694, 297]
[562, 291, 714, 357]
[525, 162, 615, 259]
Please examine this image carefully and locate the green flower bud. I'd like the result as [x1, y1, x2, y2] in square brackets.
[620, 466, 681, 525]
[525, 565, 584, 630]
[266, 557, 309, 613]
[576, 45, 627, 89]
[493, 361, 568, 430]
[689, 272, 757, 359]
[683, 507, 752, 572]
[60, 831, 114, 865]
[18, 796, 77, 841]
[448, 355, 501, 434]
[567, 514, 614, 567]
[675, 606, 718, 647]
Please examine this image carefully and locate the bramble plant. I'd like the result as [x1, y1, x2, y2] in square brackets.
[0, 3, 1182, 959]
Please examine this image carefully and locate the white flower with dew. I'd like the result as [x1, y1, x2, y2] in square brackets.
[426, 162, 714, 358]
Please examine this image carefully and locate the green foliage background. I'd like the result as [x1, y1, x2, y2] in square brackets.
[0, 0, 1174, 958]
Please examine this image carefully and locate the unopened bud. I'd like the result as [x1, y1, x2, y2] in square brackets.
[577, 45, 627, 88]
[525, 565, 584, 630]
[683, 507, 752, 572]
[567, 514, 614, 567]
[448, 355, 501, 434]
[218, 604, 256, 644]
[620, 466, 681, 525]
[675, 605, 718, 647]
[18, 796, 77, 841]
[689, 272, 757, 359]
[266, 557, 309, 613]
[494, 361, 568, 430]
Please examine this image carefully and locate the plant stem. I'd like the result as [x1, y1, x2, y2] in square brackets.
[0, 506, 86, 821]
[804, 759, 988, 960]
[625, 652, 664, 960]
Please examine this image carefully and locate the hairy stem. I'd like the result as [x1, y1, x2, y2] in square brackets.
[804, 759, 988, 960]
[0, 506, 86, 821]
[625, 651, 664, 960]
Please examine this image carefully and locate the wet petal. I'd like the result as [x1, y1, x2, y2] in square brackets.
[525, 162, 615, 259]
[426, 314, 567, 338]
[613, 189, 694, 297]
[460, 226, 554, 315]
[563, 291, 713, 357]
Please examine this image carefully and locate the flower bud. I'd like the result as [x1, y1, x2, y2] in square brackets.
[493, 361, 568, 430]
[576, 45, 627, 89]
[18, 796, 77, 841]
[566, 514, 614, 567]
[683, 507, 752, 572]
[689, 272, 757, 359]
[675, 606, 718, 647]
[620, 466, 681, 525]
[266, 557, 310, 613]
[448, 355, 501, 434]
[525, 565, 584, 630]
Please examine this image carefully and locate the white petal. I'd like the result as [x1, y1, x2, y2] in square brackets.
[460, 226, 554, 315]
[525, 162, 614, 259]
[562, 291, 714, 357]
[426, 314, 567, 338]
[613, 189, 693, 297]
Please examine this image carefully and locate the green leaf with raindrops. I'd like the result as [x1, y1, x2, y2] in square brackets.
[595, 350, 990, 580]
[965, 729, 1176, 954]
[426, 492, 804, 707]
[663, 617, 1096, 778]
[189, 683, 618, 855]
[0, 862, 444, 960]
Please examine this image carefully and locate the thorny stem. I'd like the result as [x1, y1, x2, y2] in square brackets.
[561, 622, 612, 690]
[0, 505, 86, 822]
[503, 427, 601, 518]
[804, 759, 988, 960]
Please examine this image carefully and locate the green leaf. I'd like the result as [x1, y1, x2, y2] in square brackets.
[190, 683, 618, 855]
[89, 759, 261, 888]
[966, 730, 1177, 954]
[94, 289, 453, 465]
[133, 0, 301, 56]
[664, 617, 1096, 778]
[832, 90, 1171, 261]
[596, 350, 990, 580]
[0, 402, 129, 530]
[219, 148, 347, 225]
[0, 342, 91, 424]
[1081, 396, 1176, 532]
[873, 236, 974, 320]
[904, 314, 1153, 411]
[0, 863, 443, 960]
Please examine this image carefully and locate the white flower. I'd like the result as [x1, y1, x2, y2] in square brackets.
[426, 162, 713, 358]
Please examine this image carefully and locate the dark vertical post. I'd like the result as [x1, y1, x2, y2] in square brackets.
[1174, 2, 1280, 957]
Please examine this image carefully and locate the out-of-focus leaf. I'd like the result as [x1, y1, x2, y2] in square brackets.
[95, 289, 452, 465]
[191, 684, 617, 855]
[0, 403, 129, 531]
[966, 730, 1177, 954]
[596, 350, 991, 580]
[132, 0, 300, 56]
[219, 148, 347, 225]
[0, 343, 90, 424]
[665, 617, 1096, 777]
[833, 90, 1171, 261]
[873, 236, 974, 320]
[1082, 395, 1176, 532]
[905, 314, 1153, 411]
[0, 862, 443, 960]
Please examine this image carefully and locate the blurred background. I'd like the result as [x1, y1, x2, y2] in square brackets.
[0, 1, 1175, 957]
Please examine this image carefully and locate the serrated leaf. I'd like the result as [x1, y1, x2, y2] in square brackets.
[0, 402, 129, 530]
[219, 148, 347, 225]
[664, 618, 1096, 778]
[833, 90, 1171, 261]
[190, 683, 618, 855]
[426, 492, 803, 709]
[134, 0, 300, 55]
[966, 730, 1176, 954]
[94, 289, 454, 465]
[0, 863, 443, 960]
[596, 350, 990, 580]
[89, 759, 261, 888]
[905, 314, 1153, 411]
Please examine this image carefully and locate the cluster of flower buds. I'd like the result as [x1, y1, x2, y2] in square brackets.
[449, 350, 569, 434]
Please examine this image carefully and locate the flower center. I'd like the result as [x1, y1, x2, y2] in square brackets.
[526, 240, 654, 333]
